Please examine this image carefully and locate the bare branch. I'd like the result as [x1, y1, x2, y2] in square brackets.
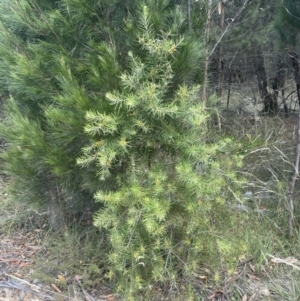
[282, 1, 300, 21]
[209, 0, 250, 58]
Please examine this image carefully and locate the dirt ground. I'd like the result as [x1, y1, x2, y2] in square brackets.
[0, 230, 117, 301]
[0, 230, 277, 301]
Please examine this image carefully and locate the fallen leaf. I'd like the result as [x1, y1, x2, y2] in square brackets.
[106, 294, 116, 301]
[19, 261, 31, 268]
[247, 274, 261, 281]
[193, 273, 207, 281]
[242, 294, 247, 301]
[208, 290, 224, 300]
[57, 274, 66, 284]
[51, 283, 62, 293]
[226, 276, 237, 283]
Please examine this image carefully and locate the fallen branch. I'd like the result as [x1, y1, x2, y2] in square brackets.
[75, 275, 96, 301]
[0, 278, 53, 300]
[74, 275, 117, 301]
[267, 254, 300, 270]
[3, 273, 76, 301]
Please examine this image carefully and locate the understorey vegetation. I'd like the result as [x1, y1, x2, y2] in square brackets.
[0, 0, 300, 300]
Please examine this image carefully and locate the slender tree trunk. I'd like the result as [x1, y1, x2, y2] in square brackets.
[226, 70, 232, 108]
[202, 0, 212, 102]
[282, 88, 288, 118]
[253, 47, 277, 113]
[272, 67, 288, 117]
[287, 50, 300, 237]
[288, 111, 300, 238]
[47, 177, 65, 231]
[216, 1, 225, 97]
[289, 50, 300, 107]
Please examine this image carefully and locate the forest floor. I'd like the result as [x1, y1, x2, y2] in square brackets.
[0, 225, 117, 301]
[0, 195, 292, 301]
[0, 227, 281, 301]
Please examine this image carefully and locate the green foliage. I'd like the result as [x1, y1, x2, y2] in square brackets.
[274, 0, 300, 48]
[223, 0, 278, 52]
[0, 0, 125, 213]
[279, 0, 300, 31]
[77, 6, 246, 298]
[0, 0, 204, 216]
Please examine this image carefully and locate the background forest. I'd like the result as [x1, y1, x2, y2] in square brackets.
[0, 0, 300, 300]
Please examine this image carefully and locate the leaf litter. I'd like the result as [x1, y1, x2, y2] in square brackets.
[0, 230, 117, 301]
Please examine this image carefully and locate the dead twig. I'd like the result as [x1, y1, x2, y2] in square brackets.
[74, 275, 117, 301]
[74, 275, 96, 301]
[0, 278, 53, 300]
[237, 257, 254, 267]
[3, 273, 83, 301]
[267, 254, 300, 270]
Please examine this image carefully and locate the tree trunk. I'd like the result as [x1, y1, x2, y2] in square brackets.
[272, 66, 288, 117]
[47, 178, 65, 231]
[287, 51, 300, 238]
[216, 1, 225, 97]
[289, 50, 300, 108]
[253, 47, 277, 114]
[226, 69, 232, 108]
[288, 110, 300, 238]
[202, 0, 212, 102]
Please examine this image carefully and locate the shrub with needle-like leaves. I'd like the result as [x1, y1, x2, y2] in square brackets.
[79, 6, 244, 298]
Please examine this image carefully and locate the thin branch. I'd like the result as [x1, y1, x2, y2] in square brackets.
[209, 0, 250, 58]
[282, 1, 300, 21]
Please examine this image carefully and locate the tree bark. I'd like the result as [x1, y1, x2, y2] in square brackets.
[47, 177, 65, 231]
[289, 50, 300, 108]
[288, 111, 300, 238]
[287, 50, 300, 237]
[216, 1, 225, 97]
[202, 0, 212, 102]
[272, 67, 288, 117]
[253, 47, 277, 113]
[226, 69, 232, 108]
